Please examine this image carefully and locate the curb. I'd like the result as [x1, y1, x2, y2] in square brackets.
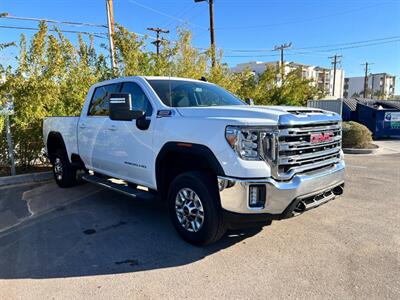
[0, 171, 53, 187]
[343, 148, 378, 154]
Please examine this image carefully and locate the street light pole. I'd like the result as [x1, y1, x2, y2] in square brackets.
[195, 0, 216, 67]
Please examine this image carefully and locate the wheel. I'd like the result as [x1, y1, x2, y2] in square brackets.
[52, 149, 77, 188]
[168, 171, 226, 246]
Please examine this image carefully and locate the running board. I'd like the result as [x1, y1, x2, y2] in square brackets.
[80, 174, 154, 200]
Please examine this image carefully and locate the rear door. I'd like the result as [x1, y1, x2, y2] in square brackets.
[78, 83, 121, 172]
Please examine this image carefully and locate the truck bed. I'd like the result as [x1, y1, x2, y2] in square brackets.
[43, 116, 79, 160]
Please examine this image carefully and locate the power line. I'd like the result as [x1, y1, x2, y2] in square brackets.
[0, 13, 159, 43]
[161, 3, 194, 28]
[0, 21, 207, 52]
[0, 12, 107, 28]
[0, 24, 107, 39]
[292, 36, 400, 51]
[225, 36, 400, 53]
[128, 0, 207, 30]
[225, 38, 400, 57]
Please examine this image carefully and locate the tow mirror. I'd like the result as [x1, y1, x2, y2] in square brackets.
[109, 93, 144, 121]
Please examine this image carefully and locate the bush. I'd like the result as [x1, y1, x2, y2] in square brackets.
[342, 121, 373, 148]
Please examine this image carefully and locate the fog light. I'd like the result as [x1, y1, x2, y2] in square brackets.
[218, 179, 228, 191]
[218, 179, 236, 191]
[249, 185, 266, 208]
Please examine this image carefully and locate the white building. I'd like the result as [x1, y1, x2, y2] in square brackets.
[343, 73, 396, 99]
[231, 61, 345, 98]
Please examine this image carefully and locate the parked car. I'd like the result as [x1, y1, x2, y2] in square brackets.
[43, 76, 345, 245]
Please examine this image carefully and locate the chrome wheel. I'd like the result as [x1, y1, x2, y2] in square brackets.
[54, 157, 63, 181]
[175, 188, 205, 233]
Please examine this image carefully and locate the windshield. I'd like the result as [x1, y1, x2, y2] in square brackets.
[146, 79, 245, 107]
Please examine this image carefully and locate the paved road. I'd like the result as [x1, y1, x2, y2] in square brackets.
[0, 154, 399, 299]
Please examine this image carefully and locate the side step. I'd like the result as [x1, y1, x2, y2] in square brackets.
[80, 174, 154, 200]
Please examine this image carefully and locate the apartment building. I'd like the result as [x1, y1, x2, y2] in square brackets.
[231, 61, 344, 98]
[343, 73, 396, 98]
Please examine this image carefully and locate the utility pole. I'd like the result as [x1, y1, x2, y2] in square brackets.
[361, 62, 373, 98]
[329, 54, 342, 97]
[105, 0, 116, 70]
[274, 42, 292, 81]
[195, 0, 216, 67]
[146, 27, 169, 56]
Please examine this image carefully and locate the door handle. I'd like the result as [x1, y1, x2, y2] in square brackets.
[107, 125, 117, 131]
[79, 123, 87, 129]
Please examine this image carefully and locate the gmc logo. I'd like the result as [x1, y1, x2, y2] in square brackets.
[310, 132, 334, 144]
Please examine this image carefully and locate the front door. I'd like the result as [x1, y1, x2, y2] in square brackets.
[104, 81, 155, 187]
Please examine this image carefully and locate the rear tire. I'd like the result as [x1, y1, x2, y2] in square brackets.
[168, 171, 226, 246]
[52, 149, 77, 188]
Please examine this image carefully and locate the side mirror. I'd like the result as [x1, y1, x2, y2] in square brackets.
[109, 93, 144, 121]
[245, 98, 254, 105]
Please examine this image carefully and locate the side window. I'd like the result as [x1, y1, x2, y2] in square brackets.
[121, 82, 153, 116]
[88, 83, 120, 116]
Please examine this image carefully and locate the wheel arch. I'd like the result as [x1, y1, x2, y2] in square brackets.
[46, 132, 68, 163]
[155, 142, 225, 197]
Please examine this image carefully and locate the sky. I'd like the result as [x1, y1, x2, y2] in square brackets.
[1, 0, 399, 92]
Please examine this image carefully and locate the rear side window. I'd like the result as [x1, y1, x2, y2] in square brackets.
[120, 82, 153, 116]
[88, 83, 120, 116]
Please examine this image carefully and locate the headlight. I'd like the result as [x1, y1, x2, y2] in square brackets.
[225, 126, 269, 160]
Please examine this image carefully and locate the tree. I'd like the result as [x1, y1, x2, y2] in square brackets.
[0, 23, 320, 174]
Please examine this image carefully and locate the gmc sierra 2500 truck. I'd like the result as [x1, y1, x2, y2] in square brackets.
[43, 76, 345, 245]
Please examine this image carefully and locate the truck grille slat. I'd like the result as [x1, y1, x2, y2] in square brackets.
[262, 121, 342, 180]
[279, 136, 342, 151]
[279, 147, 341, 164]
[279, 124, 341, 136]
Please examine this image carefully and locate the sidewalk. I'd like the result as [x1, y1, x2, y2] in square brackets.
[373, 139, 400, 155]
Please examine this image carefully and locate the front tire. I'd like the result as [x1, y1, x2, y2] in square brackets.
[52, 149, 77, 188]
[168, 171, 226, 246]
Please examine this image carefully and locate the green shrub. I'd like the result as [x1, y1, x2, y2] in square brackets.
[342, 121, 373, 148]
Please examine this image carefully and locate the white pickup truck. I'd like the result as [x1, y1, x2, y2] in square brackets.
[43, 76, 345, 245]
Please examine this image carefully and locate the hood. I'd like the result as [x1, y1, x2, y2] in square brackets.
[175, 105, 337, 126]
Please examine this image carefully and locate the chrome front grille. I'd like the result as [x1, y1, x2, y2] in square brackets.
[262, 121, 342, 180]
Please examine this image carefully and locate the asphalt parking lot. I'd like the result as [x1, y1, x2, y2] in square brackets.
[0, 153, 399, 299]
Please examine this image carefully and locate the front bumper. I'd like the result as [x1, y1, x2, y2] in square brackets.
[218, 160, 345, 218]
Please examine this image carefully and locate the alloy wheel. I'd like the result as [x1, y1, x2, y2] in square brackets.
[175, 188, 205, 232]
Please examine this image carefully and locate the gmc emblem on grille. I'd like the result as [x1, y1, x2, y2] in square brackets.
[310, 132, 334, 144]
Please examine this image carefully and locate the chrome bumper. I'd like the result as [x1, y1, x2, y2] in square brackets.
[218, 160, 345, 215]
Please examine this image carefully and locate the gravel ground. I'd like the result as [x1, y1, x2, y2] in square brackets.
[0, 153, 399, 299]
